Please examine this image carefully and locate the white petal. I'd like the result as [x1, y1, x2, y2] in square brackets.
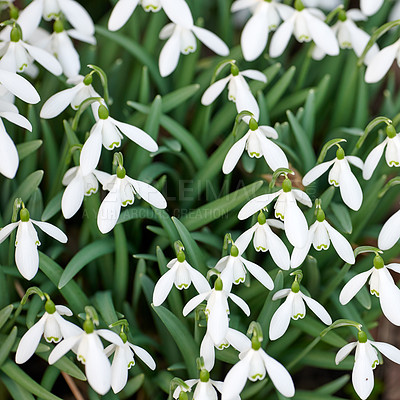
[80, 123, 103, 175]
[335, 342, 357, 364]
[128, 178, 167, 209]
[208, 295, 229, 344]
[111, 118, 158, 152]
[241, 257, 274, 290]
[300, 292, 332, 325]
[291, 228, 313, 269]
[192, 26, 229, 56]
[235, 224, 257, 254]
[269, 296, 293, 340]
[15, 223, 39, 280]
[159, 29, 181, 77]
[200, 333, 215, 371]
[240, 69, 267, 83]
[291, 188, 312, 207]
[0, 69, 40, 104]
[371, 341, 400, 364]
[17, 0, 43, 39]
[153, 267, 177, 306]
[225, 328, 251, 353]
[48, 334, 81, 364]
[352, 343, 374, 400]
[110, 346, 128, 393]
[269, 17, 295, 58]
[97, 189, 122, 234]
[302, 160, 334, 186]
[361, 0, 384, 16]
[338, 161, 363, 211]
[378, 209, 400, 250]
[222, 132, 249, 174]
[346, 156, 364, 170]
[363, 141, 387, 180]
[62, 175, 85, 219]
[0, 222, 19, 243]
[238, 192, 281, 220]
[15, 315, 46, 364]
[53, 313, 83, 339]
[234, 77, 259, 119]
[108, 0, 140, 31]
[183, 292, 210, 316]
[22, 43, 62, 76]
[323, 221, 355, 264]
[339, 269, 373, 305]
[261, 351, 295, 397]
[386, 263, 400, 274]
[222, 353, 252, 400]
[187, 265, 211, 294]
[31, 220, 67, 243]
[161, 0, 194, 28]
[201, 76, 230, 106]
[0, 111, 32, 131]
[365, 41, 400, 83]
[129, 343, 156, 370]
[40, 86, 80, 119]
[272, 288, 291, 300]
[256, 131, 288, 171]
[378, 268, 400, 326]
[228, 292, 250, 316]
[97, 329, 124, 347]
[59, 0, 95, 35]
[284, 197, 308, 248]
[92, 170, 113, 187]
[0, 126, 18, 179]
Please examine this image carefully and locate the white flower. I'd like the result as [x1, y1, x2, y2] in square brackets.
[339, 256, 400, 326]
[360, 0, 384, 16]
[94, 167, 167, 234]
[0, 208, 67, 280]
[335, 332, 400, 400]
[0, 26, 62, 76]
[235, 214, 290, 270]
[61, 166, 99, 219]
[16, 303, 82, 364]
[222, 336, 295, 399]
[312, 9, 379, 64]
[49, 327, 124, 395]
[365, 38, 400, 83]
[0, 68, 40, 104]
[80, 104, 158, 175]
[269, 283, 332, 340]
[223, 118, 288, 174]
[25, 0, 95, 35]
[363, 125, 400, 180]
[173, 373, 224, 400]
[159, 22, 229, 77]
[40, 74, 99, 119]
[183, 278, 250, 346]
[108, 0, 194, 31]
[200, 327, 249, 371]
[214, 245, 274, 292]
[231, 0, 293, 61]
[303, 0, 341, 9]
[0, 100, 32, 179]
[152, 254, 210, 306]
[201, 65, 266, 121]
[302, 149, 364, 211]
[291, 208, 355, 268]
[105, 337, 156, 393]
[378, 208, 400, 250]
[269, 5, 339, 58]
[238, 178, 312, 248]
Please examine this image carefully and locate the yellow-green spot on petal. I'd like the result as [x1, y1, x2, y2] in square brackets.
[316, 244, 328, 250]
[251, 374, 263, 380]
[86, 188, 96, 195]
[276, 213, 284, 220]
[144, 5, 158, 10]
[128, 361, 135, 368]
[177, 283, 189, 289]
[108, 142, 120, 149]
[249, 152, 261, 158]
[18, 64, 28, 72]
[234, 277, 245, 284]
[122, 199, 134, 206]
[256, 246, 266, 251]
[293, 313, 304, 320]
[46, 336, 59, 342]
[370, 289, 379, 297]
[329, 179, 339, 187]
[389, 161, 400, 167]
[78, 355, 86, 363]
[35, 240, 40, 245]
[298, 35, 310, 42]
[217, 342, 229, 350]
[371, 360, 379, 369]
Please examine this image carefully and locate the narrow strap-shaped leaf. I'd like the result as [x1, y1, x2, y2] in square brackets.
[0, 326, 17, 367]
[16, 140, 42, 161]
[38, 351, 86, 381]
[0, 305, 13, 330]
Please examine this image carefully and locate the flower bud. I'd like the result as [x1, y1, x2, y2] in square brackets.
[257, 211, 266, 225]
[45, 299, 56, 314]
[338, 9, 347, 22]
[179, 391, 188, 400]
[116, 166, 126, 179]
[336, 147, 345, 160]
[230, 64, 239, 76]
[373, 255, 384, 270]
[249, 118, 258, 131]
[120, 331, 128, 343]
[10, 26, 21, 42]
[230, 245, 239, 257]
[199, 369, 210, 382]
[20, 208, 30, 222]
[214, 277, 223, 291]
[83, 74, 93, 86]
[83, 319, 94, 334]
[291, 280, 300, 293]
[386, 124, 397, 139]
[10, 6, 19, 20]
[294, 0, 305, 11]
[251, 335, 261, 350]
[282, 178, 292, 193]
[357, 330, 367, 343]
[316, 209, 325, 222]
[98, 104, 109, 120]
[177, 250, 186, 263]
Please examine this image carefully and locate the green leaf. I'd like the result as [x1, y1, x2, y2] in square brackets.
[266, 66, 296, 109]
[152, 208, 179, 246]
[0, 305, 13, 330]
[0, 326, 17, 367]
[59, 239, 115, 289]
[180, 180, 264, 231]
[330, 202, 352, 234]
[16, 140, 42, 161]
[41, 192, 63, 221]
[113, 225, 129, 308]
[1, 360, 63, 400]
[317, 138, 347, 164]
[121, 374, 145, 398]
[161, 84, 200, 113]
[2, 376, 35, 400]
[38, 352, 86, 381]
[152, 305, 198, 377]
[315, 374, 350, 395]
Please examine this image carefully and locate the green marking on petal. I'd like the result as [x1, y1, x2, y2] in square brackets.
[251, 374, 263, 381]
[370, 289, 379, 297]
[144, 4, 158, 10]
[108, 142, 120, 149]
[122, 199, 134, 206]
[86, 188, 96, 195]
[45, 336, 59, 343]
[18, 64, 28, 72]
[77, 355, 86, 364]
[276, 213, 284, 220]
[249, 152, 261, 158]
[316, 244, 328, 250]
[293, 313, 304, 320]
[217, 342, 229, 350]
[371, 360, 379, 369]
[177, 283, 189, 289]
[329, 179, 339, 186]
[389, 161, 400, 166]
[128, 361, 135, 368]
[234, 277, 245, 284]
[256, 246, 266, 251]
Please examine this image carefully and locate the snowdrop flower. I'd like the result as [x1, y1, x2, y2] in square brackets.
[303, 0, 341, 9]
[302, 147, 363, 211]
[335, 330, 400, 400]
[238, 176, 312, 248]
[0, 207, 67, 280]
[24, 0, 95, 35]
[61, 166, 99, 219]
[200, 327, 249, 371]
[363, 124, 400, 180]
[16, 299, 82, 364]
[269, 275, 332, 340]
[183, 277, 250, 346]
[0, 26, 62, 76]
[222, 330, 295, 399]
[201, 63, 266, 120]
[94, 165, 167, 234]
[0, 100, 32, 179]
[173, 369, 224, 400]
[378, 208, 400, 250]
[80, 105, 158, 175]
[360, 0, 384, 16]
[49, 319, 124, 395]
[312, 9, 379, 64]
[214, 244, 274, 292]
[365, 38, 400, 83]
[235, 211, 290, 270]
[153, 249, 210, 306]
[231, 0, 293, 61]
[105, 331, 156, 393]
[291, 207, 355, 268]
[40, 74, 99, 119]
[159, 21, 229, 77]
[108, 0, 194, 31]
[340, 254, 400, 326]
[0, 68, 40, 104]
[223, 117, 288, 174]
[269, 1, 339, 58]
